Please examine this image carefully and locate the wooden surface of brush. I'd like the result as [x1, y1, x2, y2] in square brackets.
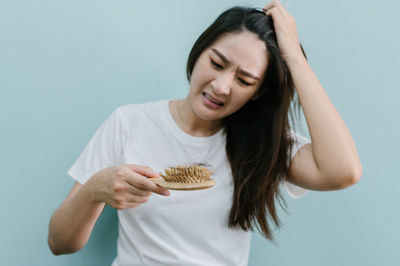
[148, 164, 215, 190]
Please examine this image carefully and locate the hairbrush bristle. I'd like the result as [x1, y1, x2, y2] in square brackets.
[160, 164, 213, 183]
[148, 163, 215, 190]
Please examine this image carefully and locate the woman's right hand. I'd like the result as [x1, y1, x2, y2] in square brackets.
[87, 164, 170, 210]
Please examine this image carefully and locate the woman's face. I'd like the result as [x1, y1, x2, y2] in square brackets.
[188, 30, 268, 122]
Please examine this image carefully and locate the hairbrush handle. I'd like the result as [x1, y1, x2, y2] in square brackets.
[148, 177, 215, 191]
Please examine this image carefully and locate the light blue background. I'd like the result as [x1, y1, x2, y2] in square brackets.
[1, 0, 398, 265]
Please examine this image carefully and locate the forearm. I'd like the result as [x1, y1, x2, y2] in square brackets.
[287, 56, 362, 180]
[48, 178, 105, 255]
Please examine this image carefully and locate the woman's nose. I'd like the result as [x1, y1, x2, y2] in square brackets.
[212, 74, 232, 95]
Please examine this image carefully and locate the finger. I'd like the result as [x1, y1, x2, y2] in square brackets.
[126, 172, 170, 196]
[263, 0, 281, 13]
[262, 0, 275, 12]
[269, 0, 293, 21]
[113, 201, 141, 210]
[128, 186, 153, 197]
[111, 192, 151, 209]
[265, 7, 279, 18]
[125, 164, 160, 178]
[124, 194, 151, 204]
[265, 6, 290, 27]
[264, 0, 288, 19]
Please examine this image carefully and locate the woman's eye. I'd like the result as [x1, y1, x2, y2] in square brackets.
[238, 78, 251, 86]
[210, 59, 223, 69]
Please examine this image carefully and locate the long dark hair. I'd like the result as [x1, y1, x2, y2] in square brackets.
[186, 6, 307, 241]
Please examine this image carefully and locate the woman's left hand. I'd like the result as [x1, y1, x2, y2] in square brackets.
[263, 0, 305, 63]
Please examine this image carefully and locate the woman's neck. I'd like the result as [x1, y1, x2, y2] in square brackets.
[170, 98, 223, 137]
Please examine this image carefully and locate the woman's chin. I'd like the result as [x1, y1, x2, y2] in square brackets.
[193, 104, 224, 121]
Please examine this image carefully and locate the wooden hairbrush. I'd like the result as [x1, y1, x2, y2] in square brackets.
[148, 163, 215, 190]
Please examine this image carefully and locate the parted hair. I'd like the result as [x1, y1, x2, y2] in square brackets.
[186, 6, 307, 241]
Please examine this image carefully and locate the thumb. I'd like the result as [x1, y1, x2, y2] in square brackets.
[125, 164, 160, 178]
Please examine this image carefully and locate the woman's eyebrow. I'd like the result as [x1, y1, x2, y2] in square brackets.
[211, 48, 260, 81]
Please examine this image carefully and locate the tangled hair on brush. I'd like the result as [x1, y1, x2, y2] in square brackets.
[186, 6, 307, 241]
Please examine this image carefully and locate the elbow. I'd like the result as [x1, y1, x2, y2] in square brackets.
[49, 246, 63, 256]
[352, 165, 363, 184]
[48, 236, 62, 255]
[48, 235, 82, 256]
[336, 163, 363, 189]
[349, 162, 363, 185]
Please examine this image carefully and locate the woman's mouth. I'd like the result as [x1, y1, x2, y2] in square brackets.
[202, 92, 224, 107]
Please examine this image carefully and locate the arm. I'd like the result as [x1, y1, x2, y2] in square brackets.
[264, 0, 362, 190]
[48, 165, 169, 255]
[287, 58, 362, 190]
[48, 180, 106, 255]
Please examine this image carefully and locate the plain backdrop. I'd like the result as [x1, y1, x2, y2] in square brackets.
[1, 0, 399, 265]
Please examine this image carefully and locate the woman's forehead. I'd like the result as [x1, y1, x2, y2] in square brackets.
[207, 31, 268, 74]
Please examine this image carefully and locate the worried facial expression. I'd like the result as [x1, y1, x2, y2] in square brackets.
[188, 30, 268, 121]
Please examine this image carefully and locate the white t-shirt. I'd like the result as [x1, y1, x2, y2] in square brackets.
[67, 99, 311, 266]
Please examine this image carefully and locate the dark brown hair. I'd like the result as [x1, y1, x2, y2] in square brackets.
[186, 6, 307, 241]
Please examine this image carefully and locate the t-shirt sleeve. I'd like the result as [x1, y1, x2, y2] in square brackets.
[282, 129, 311, 199]
[67, 107, 126, 184]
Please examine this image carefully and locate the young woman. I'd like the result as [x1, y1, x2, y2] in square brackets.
[48, 1, 362, 265]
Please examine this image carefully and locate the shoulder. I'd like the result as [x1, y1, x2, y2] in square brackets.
[115, 99, 168, 117]
[116, 99, 163, 112]
[112, 99, 169, 128]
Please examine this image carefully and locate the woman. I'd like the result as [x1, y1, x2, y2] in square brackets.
[48, 1, 363, 265]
